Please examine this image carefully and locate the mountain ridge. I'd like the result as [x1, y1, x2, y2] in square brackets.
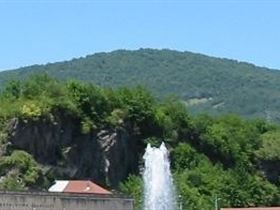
[2, 48, 279, 72]
[1, 48, 280, 121]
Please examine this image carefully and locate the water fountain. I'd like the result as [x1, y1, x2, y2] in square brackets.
[143, 142, 177, 210]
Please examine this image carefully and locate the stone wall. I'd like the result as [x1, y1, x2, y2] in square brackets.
[0, 191, 134, 210]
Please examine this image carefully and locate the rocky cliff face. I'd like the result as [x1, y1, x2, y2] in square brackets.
[258, 160, 280, 185]
[5, 112, 143, 188]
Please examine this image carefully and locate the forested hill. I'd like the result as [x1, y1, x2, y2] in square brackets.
[0, 76, 279, 209]
[1, 49, 280, 121]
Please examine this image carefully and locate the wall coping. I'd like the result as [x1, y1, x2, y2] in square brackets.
[0, 190, 134, 201]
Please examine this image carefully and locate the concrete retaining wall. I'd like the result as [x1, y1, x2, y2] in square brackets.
[0, 191, 134, 210]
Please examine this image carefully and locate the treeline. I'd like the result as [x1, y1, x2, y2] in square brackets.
[0, 74, 279, 209]
[2, 49, 280, 121]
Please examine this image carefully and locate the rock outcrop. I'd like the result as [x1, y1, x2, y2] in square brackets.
[6, 112, 143, 188]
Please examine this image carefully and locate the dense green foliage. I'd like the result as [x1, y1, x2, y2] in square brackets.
[1, 49, 280, 121]
[0, 75, 279, 210]
[0, 150, 45, 190]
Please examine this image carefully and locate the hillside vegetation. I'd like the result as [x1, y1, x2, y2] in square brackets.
[1, 49, 280, 121]
[0, 75, 279, 210]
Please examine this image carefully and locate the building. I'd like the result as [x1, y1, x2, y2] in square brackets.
[221, 208, 280, 210]
[0, 191, 133, 210]
[0, 180, 133, 210]
[48, 180, 112, 194]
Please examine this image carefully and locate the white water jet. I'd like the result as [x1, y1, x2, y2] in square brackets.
[143, 142, 177, 210]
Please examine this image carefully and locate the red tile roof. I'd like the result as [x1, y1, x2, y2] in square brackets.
[63, 180, 112, 194]
[49, 180, 112, 194]
[221, 208, 280, 210]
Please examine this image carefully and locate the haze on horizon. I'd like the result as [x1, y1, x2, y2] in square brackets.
[0, 0, 280, 71]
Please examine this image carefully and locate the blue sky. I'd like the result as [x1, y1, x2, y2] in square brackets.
[0, 0, 280, 71]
